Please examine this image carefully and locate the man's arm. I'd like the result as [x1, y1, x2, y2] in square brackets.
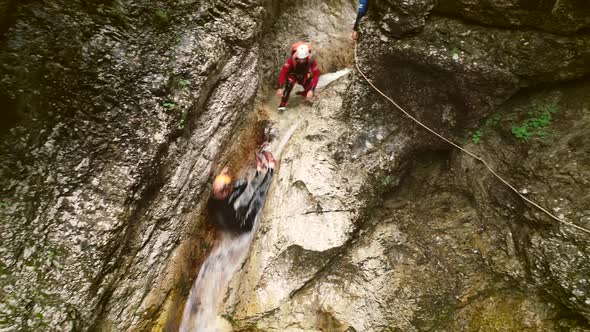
[353, 0, 369, 31]
[278, 57, 292, 87]
[309, 60, 320, 91]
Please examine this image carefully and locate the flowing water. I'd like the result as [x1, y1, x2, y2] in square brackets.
[178, 120, 302, 331]
[179, 69, 349, 331]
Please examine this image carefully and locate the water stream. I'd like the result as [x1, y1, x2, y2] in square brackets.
[178, 69, 349, 331]
[178, 119, 302, 331]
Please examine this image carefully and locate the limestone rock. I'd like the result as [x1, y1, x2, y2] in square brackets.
[436, 0, 590, 35]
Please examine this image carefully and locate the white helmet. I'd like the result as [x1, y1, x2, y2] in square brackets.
[296, 44, 310, 59]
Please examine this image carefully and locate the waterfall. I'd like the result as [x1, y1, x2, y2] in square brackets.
[179, 119, 302, 331]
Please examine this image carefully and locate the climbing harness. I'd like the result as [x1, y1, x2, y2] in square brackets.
[353, 43, 590, 236]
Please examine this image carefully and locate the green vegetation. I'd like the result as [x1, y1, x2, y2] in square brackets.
[0, 201, 7, 209]
[178, 79, 189, 88]
[471, 129, 482, 144]
[154, 9, 170, 28]
[469, 113, 502, 144]
[177, 111, 187, 129]
[169, 75, 190, 91]
[221, 314, 239, 328]
[382, 175, 393, 187]
[171, 76, 190, 90]
[163, 101, 175, 110]
[466, 100, 559, 144]
[511, 102, 558, 141]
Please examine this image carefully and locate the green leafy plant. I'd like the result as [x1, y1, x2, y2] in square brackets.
[178, 79, 189, 88]
[169, 76, 189, 90]
[511, 102, 558, 141]
[154, 9, 169, 27]
[484, 113, 502, 127]
[0, 201, 8, 209]
[471, 129, 482, 144]
[177, 111, 187, 129]
[163, 101, 175, 110]
[382, 175, 392, 187]
[469, 113, 502, 144]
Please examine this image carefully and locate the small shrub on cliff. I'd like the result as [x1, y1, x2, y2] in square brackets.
[382, 175, 393, 187]
[178, 79, 189, 88]
[511, 102, 558, 141]
[471, 129, 482, 144]
[177, 111, 187, 129]
[163, 101, 175, 110]
[154, 9, 170, 28]
[469, 113, 502, 144]
[171, 76, 189, 89]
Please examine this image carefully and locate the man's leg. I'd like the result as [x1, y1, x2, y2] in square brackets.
[279, 76, 296, 109]
[240, 169, 274, 232]
[238, 168, 274, 232]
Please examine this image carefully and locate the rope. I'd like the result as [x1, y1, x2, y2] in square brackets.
[353, 44, 590, 236]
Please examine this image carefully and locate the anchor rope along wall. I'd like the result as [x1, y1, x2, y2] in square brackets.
[353, 43, 590, 236]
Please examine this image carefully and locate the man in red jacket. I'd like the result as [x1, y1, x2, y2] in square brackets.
[276, 42, 320, 112]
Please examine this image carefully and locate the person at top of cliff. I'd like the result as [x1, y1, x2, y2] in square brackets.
[352, 0, 369, 41]
[276, 42, 320, 112]
[207, 143, 276, 234]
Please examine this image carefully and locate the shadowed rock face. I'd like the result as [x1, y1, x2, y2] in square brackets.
[435, 0, 590, 35]
[344, 1, 590, 327]
[220, 0, 590, 331]
[0, 0, 275, 330]
[374, 0, 590, 36]
[1, 0, 589, 331]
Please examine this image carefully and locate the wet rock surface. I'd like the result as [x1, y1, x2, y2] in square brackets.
[1, 0, 589, 330]
[222, 0, 590, 331]
[257, 0, 357, 96]
[233, 148, 587, 331]
[435, 0, 590, 35]
[0, 0, 274, 330]
[374, 0, 437, 36]
[453, 82, 590, 322]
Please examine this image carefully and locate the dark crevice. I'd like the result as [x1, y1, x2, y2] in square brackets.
[0, 0, 20, 40]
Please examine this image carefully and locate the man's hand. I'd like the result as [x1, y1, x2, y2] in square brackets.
[277, 88, 284, 98]
[352, 30, 358, 41]
[306, 90, 314, 98]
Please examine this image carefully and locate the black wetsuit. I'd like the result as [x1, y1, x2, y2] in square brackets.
[207, 169, 274, 233]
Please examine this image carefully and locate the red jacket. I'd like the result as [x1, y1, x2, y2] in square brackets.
[278, 57, 320, 90]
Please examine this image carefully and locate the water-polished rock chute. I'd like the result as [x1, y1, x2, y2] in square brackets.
[1, 0, 589, 330]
